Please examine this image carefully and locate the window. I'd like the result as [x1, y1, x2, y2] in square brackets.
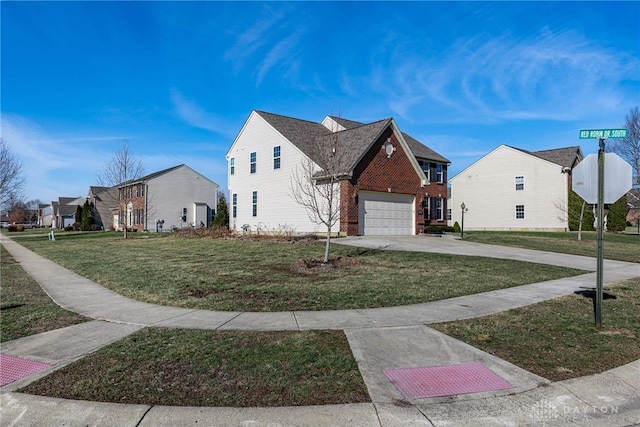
[134, 209, 144, 225]
[419, 160, 429, 180]
[516, 204, 525, 219]
[232, 194, 237, 218]
[252, 191, 257, 217]
[273, 146, 281, 169]
[447, 208, 452, 221]
[182, 208, 187, 222]
[436, 197, 443, 220]
[436, 164, 443, 183]
[515, 176, 525, 191]
[250, 152, 256, 174]
[230, 158, 235, 175]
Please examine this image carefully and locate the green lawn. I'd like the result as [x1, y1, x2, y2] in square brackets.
[432, 277, 640, 382]
[10, 231, 587, 311]
[19, 328, 369, 407]
[0, 245, 89, 342]
[461, 230, 639, 263]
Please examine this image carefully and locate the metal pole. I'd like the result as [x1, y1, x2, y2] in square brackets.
[595, 137, 605, 329]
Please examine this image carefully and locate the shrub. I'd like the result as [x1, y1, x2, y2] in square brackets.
[453, 221, 461, 233]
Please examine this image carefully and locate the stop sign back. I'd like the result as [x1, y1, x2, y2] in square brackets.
[572, 153, 633, 204]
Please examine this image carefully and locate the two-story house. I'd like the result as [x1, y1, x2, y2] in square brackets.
[226, 110, 450, 236]
[449, 145, 583, 231]
[107, 164, 219, 232]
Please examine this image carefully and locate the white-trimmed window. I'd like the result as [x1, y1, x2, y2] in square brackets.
[516, 204, 525, 219]
[436, 164, 443, 183]
[230, 158, 235, 175]
[436, 197, 443, 220]
[232, 194, 237, 218]
[515, 176, 525, 191]
[250, 152, 256, 174]
[419, 161, 429, 180]
[252, 191, 257, 217]
[273, 146, 281, 169]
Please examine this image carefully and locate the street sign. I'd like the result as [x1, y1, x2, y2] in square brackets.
[579, 129, 628, 139]
[572, 153, 633, 203]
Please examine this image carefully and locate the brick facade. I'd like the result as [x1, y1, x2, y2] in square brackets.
[339, 128, 448, 235]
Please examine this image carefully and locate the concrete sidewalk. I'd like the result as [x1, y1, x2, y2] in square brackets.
[1, 234, 639, 426]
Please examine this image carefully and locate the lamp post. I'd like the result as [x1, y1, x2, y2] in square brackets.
[460, 202, 466, 240]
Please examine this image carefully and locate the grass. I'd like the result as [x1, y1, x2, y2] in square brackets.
[19, 328, 369, 407]
[10, 231, 587, 311]
[4, 229, 638, 406]
[462, 230, 640, 263]
[432, 277, 640, 382]
[0, 245, 89, 342]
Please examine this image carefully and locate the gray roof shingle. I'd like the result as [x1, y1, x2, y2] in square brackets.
[531, 146, 584, 168]
[255, 111, 449, 174]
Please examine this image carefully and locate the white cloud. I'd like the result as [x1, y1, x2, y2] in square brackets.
[0, 114, 116, 202]
[356, 28, 640, 125]
[170, 89, 232, 136]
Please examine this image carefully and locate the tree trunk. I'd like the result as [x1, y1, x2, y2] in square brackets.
[578, 200, 586, 241]
[324, 226, 331, 263]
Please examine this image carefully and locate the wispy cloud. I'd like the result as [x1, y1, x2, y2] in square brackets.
[0, 114, 116, 201]
[255, 31, 303, 86]
[223, 5, 305, 87]
[356, 28, 640, 124]
[170, 89, 232, 136]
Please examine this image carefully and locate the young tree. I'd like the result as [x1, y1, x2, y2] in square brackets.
[606, 195, 629, 232]
[0, 138, 25, 211]
[212, 192, 229, 229]
[610, 106, 640, 187]
[290, 131, 343, 263]
[80, 200, 95, 231]
[75, 204, 83, 230]
[97, 140, 145, 238]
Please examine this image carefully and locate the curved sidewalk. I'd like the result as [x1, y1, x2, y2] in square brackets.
[1, 234, 639, 426]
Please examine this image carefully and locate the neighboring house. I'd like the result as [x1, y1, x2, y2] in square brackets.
[37, 203, 52, 227]
[87, 186, 119, 230]
[628, 189, 640, 228]
[109, 164, 219, 232]
[52, 197, 85, 229]
[449, 145, 583, 231]
[226, 110, 450, 236]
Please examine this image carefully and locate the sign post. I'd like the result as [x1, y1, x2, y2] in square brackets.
[595, 138, 605, 329]
[575, 129, 631, 329]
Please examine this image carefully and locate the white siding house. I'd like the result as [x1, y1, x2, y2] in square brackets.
[227, 111, 318, 233]
[449, 145, 583, 231]
[145, 164, 219, 231]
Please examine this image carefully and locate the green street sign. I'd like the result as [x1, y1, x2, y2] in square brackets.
[579, 128, 628, 139]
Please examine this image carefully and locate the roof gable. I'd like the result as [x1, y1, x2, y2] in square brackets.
[250, 110, 448, 172]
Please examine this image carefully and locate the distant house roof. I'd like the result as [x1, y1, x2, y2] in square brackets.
[531, 146, 584, 168]
[255, 111, 449, 175]
[116, 164, 218, 188]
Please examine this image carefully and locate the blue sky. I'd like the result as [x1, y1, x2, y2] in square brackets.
[2, 1, 639, 204]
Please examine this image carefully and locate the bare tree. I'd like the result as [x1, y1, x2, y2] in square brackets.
[290, 132, 342, 263]
[0, 138, 25, 211]
[97, 140, 145, 238]
[610, 106, 640, 187]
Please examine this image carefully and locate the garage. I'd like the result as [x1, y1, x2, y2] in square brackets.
[358, 191, 415, 235]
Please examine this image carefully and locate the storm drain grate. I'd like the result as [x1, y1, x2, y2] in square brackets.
[384, 362, 513, 399]
[0, 354, 52, 386]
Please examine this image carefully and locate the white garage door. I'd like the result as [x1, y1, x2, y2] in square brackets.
[359, 191, 415, 235]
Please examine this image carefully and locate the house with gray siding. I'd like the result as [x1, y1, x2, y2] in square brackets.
[107, 164, 219, 232]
